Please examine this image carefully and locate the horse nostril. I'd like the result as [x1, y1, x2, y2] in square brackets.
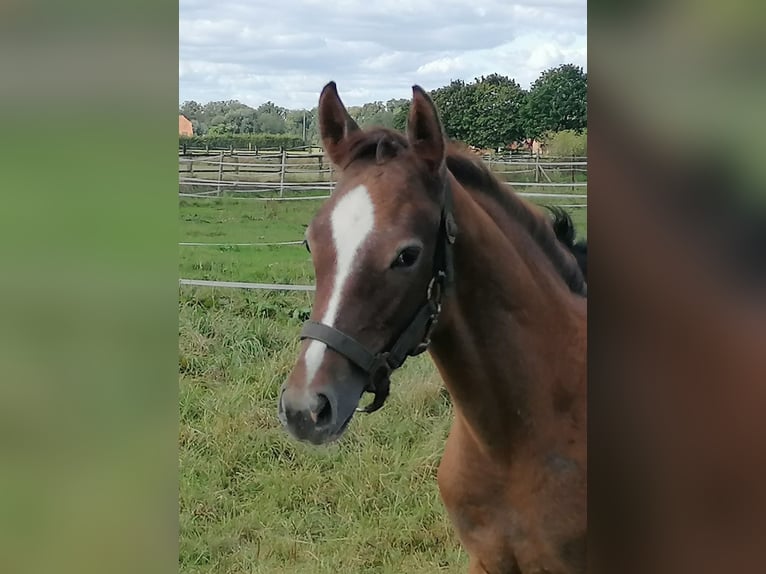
[315, 394, 333, 428]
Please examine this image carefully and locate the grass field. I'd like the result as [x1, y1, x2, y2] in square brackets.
[179, 188, 587, 573]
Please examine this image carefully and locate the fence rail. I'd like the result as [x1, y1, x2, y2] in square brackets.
[179, 278, 316, 291]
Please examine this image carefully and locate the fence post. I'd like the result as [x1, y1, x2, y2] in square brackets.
[571, 153, 575, 192]
[234, 154, 239, 178]
[279, 147, 287, 197]
[217, 151, 224, 197]
[535, 154, 540, 183]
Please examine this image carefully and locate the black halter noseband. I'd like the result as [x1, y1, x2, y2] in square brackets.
[300, 177, 458, 413]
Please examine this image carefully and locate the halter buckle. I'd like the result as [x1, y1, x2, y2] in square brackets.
[357, 354, 392, 413]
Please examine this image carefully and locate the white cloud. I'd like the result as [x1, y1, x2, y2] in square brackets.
[417, 57, 467, 76]
[179, 0, 586, 108]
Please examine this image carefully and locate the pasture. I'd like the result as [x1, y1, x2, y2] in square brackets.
[179, 165, 587, 572]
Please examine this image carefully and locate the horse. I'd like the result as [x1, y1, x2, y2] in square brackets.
[278, 82, 588, 573]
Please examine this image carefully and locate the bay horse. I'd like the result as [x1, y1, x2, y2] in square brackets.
[278, 82, 587, 573]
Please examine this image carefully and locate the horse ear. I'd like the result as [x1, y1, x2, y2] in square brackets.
[318, 81, 360, 167]
[407, 85, 446, 174]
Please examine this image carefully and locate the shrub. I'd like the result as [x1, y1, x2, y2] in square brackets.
[542, 129, 587, 157]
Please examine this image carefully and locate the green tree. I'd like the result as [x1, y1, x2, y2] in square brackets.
[430, 79, 475, 142]
[522, 64, 587, 139]
[284, 109, 316, 144]
[347, 102, 397, 129]
[256, 101, 287, 134]
[428, 76, 526, 148]
[468, 74, 527, 148]
[392, 102, 410, 132]
[223, 107, 259, 134]
[179, 100, 203, 121]
[180, 101, 207, 135]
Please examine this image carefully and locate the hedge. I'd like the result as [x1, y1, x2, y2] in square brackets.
[179, 133, 303, 150]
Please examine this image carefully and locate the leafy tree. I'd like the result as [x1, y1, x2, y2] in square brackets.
[255, 101, 287, 134]
[257, 101, 286, 118]
[179, 100, 203, 120]
[385, 98, 408, 113]
[190, 120, 205, 135]
[427, 76, 527, 148]
[223, 107, 258, 134]
[392, 103, 410, 132]
[468, 74, 527, 148]
[522, 64, 587, 139]
[347, 102, 397, 129]
[430, 79, 475, 142]
[285, 110, 312, 143]
[180, 101, 207, 135]
[206, 124, 227, 136]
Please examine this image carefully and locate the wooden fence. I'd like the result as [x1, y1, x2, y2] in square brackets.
[178, 148, 587, 199]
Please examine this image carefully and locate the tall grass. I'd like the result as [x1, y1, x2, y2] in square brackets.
[179, 289, 465, 573]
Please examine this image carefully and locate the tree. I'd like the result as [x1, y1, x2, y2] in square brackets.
[392, 103, 410, 132]
[522, 64, 587, 139]
[430, 79, 475, 142]
[428, 76, 527, 149]
[256, 101, 287, 134]
[468, 74, 527, 148]
[179, 100, 203, 121]
[223, 107, 259, 134]
[346, 102, 397, 129]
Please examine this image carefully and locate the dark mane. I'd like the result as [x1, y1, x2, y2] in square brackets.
[549, 206, 588, 282]
[445, 147, 587, 296]
[337, 128, 588, 296]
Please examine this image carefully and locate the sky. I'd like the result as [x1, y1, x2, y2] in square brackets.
[179, 0, 586, 110]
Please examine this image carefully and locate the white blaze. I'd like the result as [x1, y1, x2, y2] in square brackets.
[304, 185, 375, 387]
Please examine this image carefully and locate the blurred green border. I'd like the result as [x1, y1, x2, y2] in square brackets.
[0, 2, 178, 574]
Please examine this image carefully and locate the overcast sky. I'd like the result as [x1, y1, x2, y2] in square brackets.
[179, 0, 586, 110]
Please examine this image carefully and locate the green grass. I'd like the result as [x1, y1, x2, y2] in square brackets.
[179, 196, 585, 284]
[180, 199, 318, 284]
[179, 291, 464, 573]
[179, 189, 587, 573]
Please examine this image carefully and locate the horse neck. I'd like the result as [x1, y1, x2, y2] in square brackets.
[429, 180, 586, 459]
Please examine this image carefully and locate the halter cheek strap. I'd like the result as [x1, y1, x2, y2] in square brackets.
[300, 177, 457, 413]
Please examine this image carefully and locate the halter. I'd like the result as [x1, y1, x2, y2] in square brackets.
[300, 176, 458, 413]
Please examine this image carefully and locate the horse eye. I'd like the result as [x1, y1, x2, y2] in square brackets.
[391, 246, 421, 269]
